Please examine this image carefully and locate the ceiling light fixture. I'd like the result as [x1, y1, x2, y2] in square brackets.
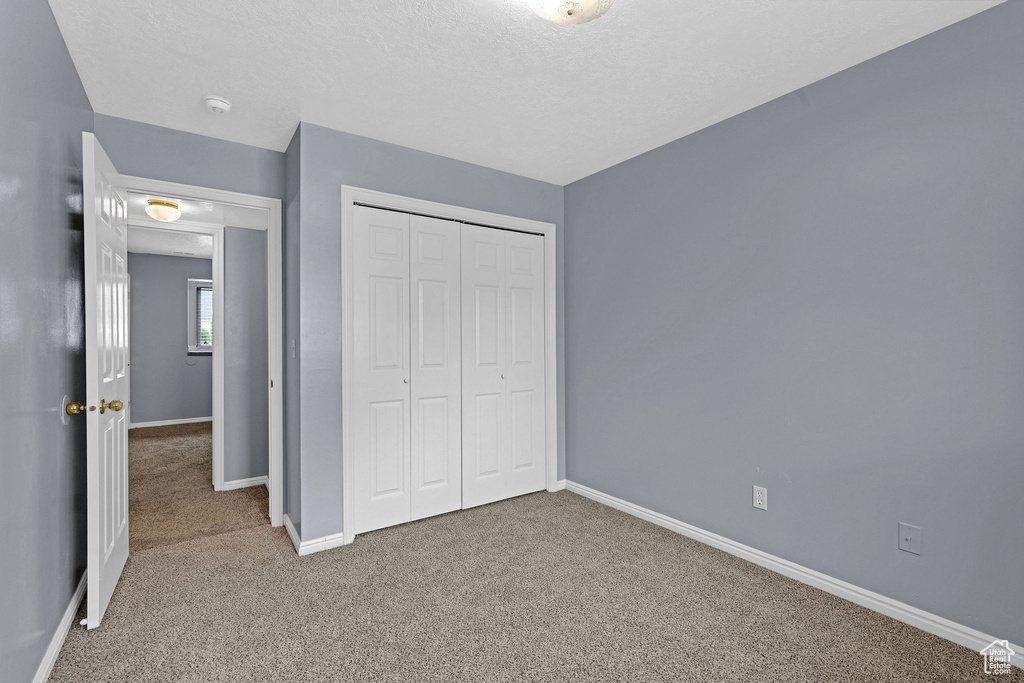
[529, 0, 614, 24]
[203, 95, 232, 114]
[145, 199, 181, 222]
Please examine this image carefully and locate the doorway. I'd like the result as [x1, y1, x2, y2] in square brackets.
[125, 222, 272, 549]
[124, 177, 283, 528]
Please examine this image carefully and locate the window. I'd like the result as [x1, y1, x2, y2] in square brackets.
[187, 278, 213, 354]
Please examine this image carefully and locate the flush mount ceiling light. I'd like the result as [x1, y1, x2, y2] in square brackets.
[145, 199, 181, 222]
[203, 95, 232, 114]
[529, 0, 614, 24]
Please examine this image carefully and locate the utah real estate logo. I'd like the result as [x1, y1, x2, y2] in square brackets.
[980, 639, 1015, 676]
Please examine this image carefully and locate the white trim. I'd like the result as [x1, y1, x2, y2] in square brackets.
[32, 572, 86, 683]
[221, 475, 268, 491]
[211, 226, 227, 492]
[129, 416, 212, 429]
[122, 175, 283, 528]
[340, 186, 560, 546]
[283, 514, 302, 553]
[564, 481, 1024, 669]
[283, 514, 348, 556]
[548, 479, 566, 492]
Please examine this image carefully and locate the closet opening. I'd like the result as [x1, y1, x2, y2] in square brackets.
[340, 186, 559, 546]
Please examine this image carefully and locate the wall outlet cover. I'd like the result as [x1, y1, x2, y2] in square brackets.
[752, 485, 767, 511]
[899, 522, 922, 555]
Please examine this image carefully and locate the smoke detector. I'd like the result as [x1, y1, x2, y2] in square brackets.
[203, 96, 232, 114]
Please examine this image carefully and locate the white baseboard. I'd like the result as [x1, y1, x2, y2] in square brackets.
[33, 572, 86, 683]
[283, 514, 302, 553]
[129, 416, 212, 429]
[564, 480, 1023, 669]
[219, 475, 267, 491]
[283, 514, 350, 556]
[548, 479, 567, 492]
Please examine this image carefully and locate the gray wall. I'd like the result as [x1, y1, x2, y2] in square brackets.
[128, 253, 213, 423]
[0, 0, 93, 680]
[292, 123, 565, 540]
[283, 130, 302, 530]
[94, 114, 285, 200]
[223, 227, 269, 482]
[563, 0, 1023, 646]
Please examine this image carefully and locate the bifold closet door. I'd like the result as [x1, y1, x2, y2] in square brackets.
[409, 215, 462, 521]
[351, 206, 412, 535]
[462, 225, 546, 509]
[351, 207, 463, 535]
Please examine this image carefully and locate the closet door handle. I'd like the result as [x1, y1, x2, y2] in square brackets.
[404, 378, 409, 384]
[500, 374, 505, 380]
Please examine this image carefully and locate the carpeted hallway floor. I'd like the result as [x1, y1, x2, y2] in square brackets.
[50, 427, 1016, 682]
[125, 422, 268, 552]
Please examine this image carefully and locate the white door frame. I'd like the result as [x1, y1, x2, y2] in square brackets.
[124, 176, 284, 528]
[341, 185, 559, 545]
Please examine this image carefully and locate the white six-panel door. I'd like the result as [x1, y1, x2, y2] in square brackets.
[352, 207, 413, 535]
[409, 216, 462, 521]
[351, 207, 463, 534]
[462, 225, 546, 509]
[461, 226, 505, 508]
[83, 132, 130, 629]
[503, 230, 547, 499]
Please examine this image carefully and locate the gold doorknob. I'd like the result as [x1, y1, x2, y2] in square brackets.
[100, 399, 124, 414]
[66, 402, 90, 415]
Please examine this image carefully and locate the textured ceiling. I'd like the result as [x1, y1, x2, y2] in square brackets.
[49, 0, 1002, 185]
[127, 227, 213, 259]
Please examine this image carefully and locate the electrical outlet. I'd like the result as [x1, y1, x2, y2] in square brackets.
[752, 486, 767, 511]
[899, 523, 922, 555]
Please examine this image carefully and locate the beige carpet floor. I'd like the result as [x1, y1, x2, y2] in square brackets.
[51, 438, 1016, 681]
[126, 422, 268, 552]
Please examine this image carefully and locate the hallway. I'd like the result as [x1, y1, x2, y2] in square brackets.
[128, 422, 268, 551]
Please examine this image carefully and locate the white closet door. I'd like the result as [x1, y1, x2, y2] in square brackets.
[462, 225, 546, 508]
[409, 215, 462, 520]
[462, 225, 507, 508]
[504, 230, 547, 497]
[351, 206, 412, 535]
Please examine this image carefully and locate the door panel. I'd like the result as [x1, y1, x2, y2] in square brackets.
[352, 206, 411, 534]
[510, 287, 535, 366]
[410, 215, 461, 521]
[462, 226, 508, 507]
[417, 280, 448, 369]
[417, 396, 448, 486]
[474, 286, 501, 367]
[504, 230, 547, 496]
[370, 277, 405, 370]
[510, 390, 537, 471]
[369, 400, 406, 498]
[84, 133, 129, 629]
[474, 393, 502, 477]
[462, 226, 546, 508]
